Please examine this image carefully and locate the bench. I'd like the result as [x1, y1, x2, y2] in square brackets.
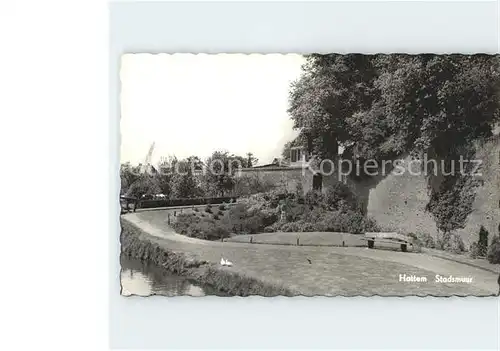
[363, 232, 413, 252]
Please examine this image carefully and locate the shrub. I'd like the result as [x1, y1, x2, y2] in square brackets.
[324, 182, 360, 212]
[304, 190, 325, 208]
[436, 232, 465, 253]
[319, 211, 347, 233]
[478, 225, 489, 256]
[284, 203, 307, 222]
[171, 213, 229, 240]
[363, 217, 380, 232]
[213, 214, 219, 220]
[205, 204, 212, 213]
[417, 232, 436, 249]
[222, 203, 267, 234]
[487, 235, 500, 264]
[449, 234, 465, 253]
[264, 225, 276, 233]
[406, 233, 423, 253]
[189, 220, 229, 240]
[407, 232, 436, 249]
[469, 242, 480, 259]
[218, 210, 224, 216]
[218, 204, 226, 211]
[193, 207, 199, 212]
[280, 222, 302, 233]
[317, 210, 377, 234]
[301, 207, 326, 223]
[262, 208, 380, 234]
[407, 232, 418, 241]
[295, 182, 304, 196]
[275, 220, 326, 233]
[297, 221, 324, 232]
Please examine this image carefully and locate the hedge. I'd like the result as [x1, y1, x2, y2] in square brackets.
[139, 196, 237, 209]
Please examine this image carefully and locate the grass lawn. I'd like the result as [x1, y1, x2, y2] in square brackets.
[123, 210, 499, 296]
[226, 231, 366, 247]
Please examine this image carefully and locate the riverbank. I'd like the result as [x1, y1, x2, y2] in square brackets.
[120, 219, 295, 296]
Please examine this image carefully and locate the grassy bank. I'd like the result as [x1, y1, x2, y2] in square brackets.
[120, 218, 294, 296]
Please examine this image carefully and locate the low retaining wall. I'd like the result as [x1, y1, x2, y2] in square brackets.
[120, 219, 294, 296]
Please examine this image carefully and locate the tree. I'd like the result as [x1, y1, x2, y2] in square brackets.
[281, 141, 294, 162]
[120, 162, 141, 194]
[288, 54, 500, 234]
[487, 235, 500, 264]
[170, 157, 203, 198]
[125, 173, 162, 198]
[203, 150, 246, 197]
[185, 155, 204, 172]
[171, 168, 199, 198]
[288, 54, 379, 160]
[478, 225, 490, 257]
[246, 152, 258, 168]
[155, 156, 178, 197]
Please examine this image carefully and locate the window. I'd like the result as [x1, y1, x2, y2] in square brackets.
[290, 148, 303, 163]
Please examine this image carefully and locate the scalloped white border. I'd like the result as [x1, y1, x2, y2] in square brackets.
[109, 1, 500, 349]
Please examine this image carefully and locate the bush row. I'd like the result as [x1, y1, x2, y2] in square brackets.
[169, 186, 381, 239]
[172, 213, 230, 240]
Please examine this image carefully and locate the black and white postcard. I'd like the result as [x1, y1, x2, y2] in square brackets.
[119, 53, 500, 297]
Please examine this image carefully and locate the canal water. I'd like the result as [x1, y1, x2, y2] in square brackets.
[120, 255, 227, 296]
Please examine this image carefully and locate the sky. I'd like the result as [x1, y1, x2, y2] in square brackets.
[120, 54, 306, 166]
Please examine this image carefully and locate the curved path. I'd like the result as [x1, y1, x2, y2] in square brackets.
[123, 210, 499, 296]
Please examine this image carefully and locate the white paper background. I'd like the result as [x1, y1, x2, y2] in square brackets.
[108, 1, 500, 349]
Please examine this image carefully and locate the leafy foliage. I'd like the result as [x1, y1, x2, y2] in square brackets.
[246, 152, 258, 168]
[121, 149, 257, 200]
[317, 210, 378, 234]
[289, 54, 499, 162]
[288, 54, 500, 233]
[425, 174, 479, 234]
[233, 175, 276, 196]
[487, 235, 500, 264]
[120, 162, 141, 194]
[303, 183, 360, 213]
[469, 242, 480, 259]
[172, 213, 229, 240]
[478, 225, 490, 257]
[171, 168, 200, 199]
[125, 174, 162, 198]
[221, 203, 276, 234]
[201, 150, 248, 197]
[236, 187, 378, 234]
[436, 232, 465, 254]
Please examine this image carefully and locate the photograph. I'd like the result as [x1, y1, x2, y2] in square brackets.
[119, 53, 500, 297]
